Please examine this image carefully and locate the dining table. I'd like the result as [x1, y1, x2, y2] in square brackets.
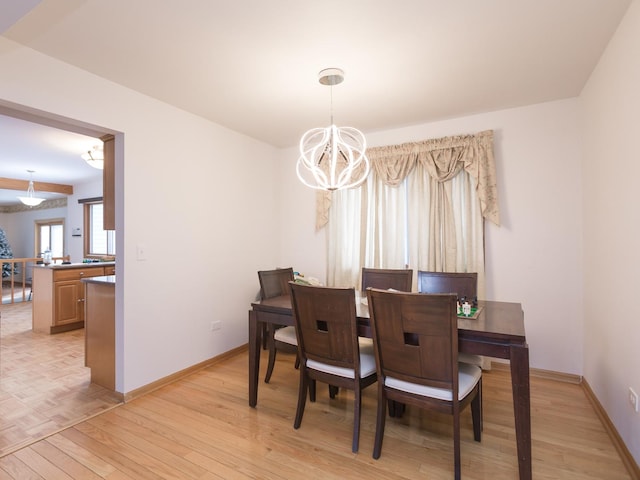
[248, 293, 531, 480]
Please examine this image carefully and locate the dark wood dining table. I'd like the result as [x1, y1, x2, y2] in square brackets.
[248, 294, 531, 480]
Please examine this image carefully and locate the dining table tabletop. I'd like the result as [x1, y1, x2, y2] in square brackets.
[248, 292, 531, 480]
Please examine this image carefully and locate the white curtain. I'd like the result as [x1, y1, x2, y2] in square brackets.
[323, 130, 498, 294]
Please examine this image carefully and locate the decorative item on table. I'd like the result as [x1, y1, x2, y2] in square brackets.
[294, 271, 323, 286]
[457, 296, 479, 318]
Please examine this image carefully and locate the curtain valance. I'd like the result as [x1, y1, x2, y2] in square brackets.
[316, 129, 499, 229]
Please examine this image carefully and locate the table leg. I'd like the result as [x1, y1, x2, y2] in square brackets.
[510, 344, 532, 480]
[249, 310, 261, 407]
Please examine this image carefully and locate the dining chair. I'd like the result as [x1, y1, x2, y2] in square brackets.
[289, 282, 377, 453]
[417, 271, 482, 366]
[257, 268, 299, 383]
[366, 288, 482, 480]
[417, 271, 477, 300]
[361, 267, 414, 415]
[361, 267, 413, 292]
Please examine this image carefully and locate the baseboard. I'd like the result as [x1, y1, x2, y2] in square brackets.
[489, 360, 582, 384]
[490, 361, 639, 479]
[122, 344, 247, 403]
[582, 378, 640, 480]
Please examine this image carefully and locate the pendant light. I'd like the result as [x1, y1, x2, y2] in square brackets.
[81, 145, 104, 169]
[17, 170, 45, 207]
[296, 68, 370, 191]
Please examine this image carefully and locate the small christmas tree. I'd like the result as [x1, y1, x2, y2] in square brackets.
[0, 227, 16, 278]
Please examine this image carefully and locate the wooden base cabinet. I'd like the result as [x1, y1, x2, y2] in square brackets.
[32, 264, 112, 334]
[84, 277, 115, 390]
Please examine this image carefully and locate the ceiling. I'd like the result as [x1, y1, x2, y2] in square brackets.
[0, 0, 632, 205]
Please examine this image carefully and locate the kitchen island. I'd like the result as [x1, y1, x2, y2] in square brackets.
[32, 262, 115, 334]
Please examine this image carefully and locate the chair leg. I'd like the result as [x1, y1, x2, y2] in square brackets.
[388, 400, 406, 418]
[387, 399, 396, 417]
[329, 385, 339, 398]
[471, 380, 482, 442]
[373, 387, 387, 459]
[264, 327, 277, 383]
[309, 379, 316, 402]
[352, 385, 362, 453]
[261, 323, 268, 350]
[453, 408, 461, 480]
[293, 368, 308, 429]
[479, 378, 483, 431]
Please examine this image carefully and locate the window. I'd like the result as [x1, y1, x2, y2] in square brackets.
[35, 219, 64, 257]
[329, 168, 483, 284]
[84, 201, 115, 258]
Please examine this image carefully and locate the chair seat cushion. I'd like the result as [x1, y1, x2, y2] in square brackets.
[385, 362, 481, 401]
[273, 326, 297, 345]
[458, 352, 483, 367]
[306, 348, 376, 379]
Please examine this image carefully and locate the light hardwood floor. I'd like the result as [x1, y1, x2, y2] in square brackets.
[0, 300, 122, 457]
[0, 323, 635, 479]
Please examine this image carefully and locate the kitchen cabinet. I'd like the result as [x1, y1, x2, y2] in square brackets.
[102, 134, 115, 230]
[83, 275, 115, 390]
[32, 263, 113, 333]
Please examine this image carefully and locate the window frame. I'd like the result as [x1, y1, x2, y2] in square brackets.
[83, 199, 115, 259]
[34, 218, 65, 258]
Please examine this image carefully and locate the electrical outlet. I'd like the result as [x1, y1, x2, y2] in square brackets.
[629, 388, 639, 413]
[210, 321, 222, 331]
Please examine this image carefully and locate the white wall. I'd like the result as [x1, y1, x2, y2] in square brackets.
[278, 98, 584, 376]
[0, 36, 280, 393]
[0, 205, 67, 258]
[581, 0, 640, 464]
[67, 179, 103, 261]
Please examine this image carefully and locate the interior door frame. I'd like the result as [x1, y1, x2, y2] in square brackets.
[0, 98, 124, 392]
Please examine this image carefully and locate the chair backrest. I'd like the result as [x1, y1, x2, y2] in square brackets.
[417, 271, 477, 300]
[289, 282, 360, 372]
[257, 268, 294, 300]
[361, 268, 413, 292]
[366, 288, 459, 393]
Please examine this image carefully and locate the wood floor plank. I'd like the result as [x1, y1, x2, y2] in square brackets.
[0, 301, 122, 457]
[0, 453, 43, 479]
[12, 448, 73, 480]
[22, 441, 102, 480]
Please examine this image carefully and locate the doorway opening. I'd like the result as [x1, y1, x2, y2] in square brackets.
[0, 100, 123, 456]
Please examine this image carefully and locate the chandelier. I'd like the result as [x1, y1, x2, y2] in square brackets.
[82, 145, 104, 169]
[296, 68, 370, 191]
[17, 170, 45, 207]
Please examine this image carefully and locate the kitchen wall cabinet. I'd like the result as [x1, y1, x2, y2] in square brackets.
[102, 134, 115, 231]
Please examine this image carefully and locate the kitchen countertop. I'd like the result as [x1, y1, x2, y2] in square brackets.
[81, 275, 116, 285]
[34, 262, 115, 269]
